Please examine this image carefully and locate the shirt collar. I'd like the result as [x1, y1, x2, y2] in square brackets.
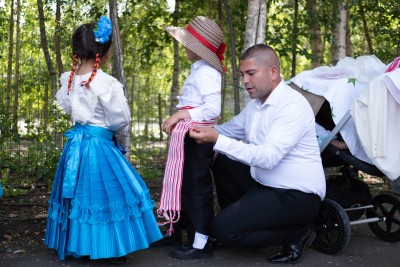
[257, 79, 286, 107]
[191, 59, 209, 71]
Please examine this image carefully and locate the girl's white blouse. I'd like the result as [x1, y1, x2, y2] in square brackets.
[55, 69, 131, 135]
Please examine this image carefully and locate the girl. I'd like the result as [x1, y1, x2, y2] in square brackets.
[44, 16, 162, 262]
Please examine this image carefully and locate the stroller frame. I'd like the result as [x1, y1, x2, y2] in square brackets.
[290, 82, 400, 254]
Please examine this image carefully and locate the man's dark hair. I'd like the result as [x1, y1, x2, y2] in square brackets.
[240, 44, 275, 61]
[240, 44, 280, 72]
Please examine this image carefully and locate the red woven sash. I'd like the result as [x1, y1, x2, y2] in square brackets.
[157, 118, 214, 235]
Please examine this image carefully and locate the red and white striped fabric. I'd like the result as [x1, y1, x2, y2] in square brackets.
[385, 57, 400, 72]
[157, 118, 214, 235]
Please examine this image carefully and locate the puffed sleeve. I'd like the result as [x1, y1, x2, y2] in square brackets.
[98, 80, 132, 135]
[55, 72, 72, 114]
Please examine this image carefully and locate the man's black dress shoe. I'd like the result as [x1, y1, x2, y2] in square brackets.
[150, 234, 182, 247]
[169, 243, 213, 260]
[268, 227, 316, 264]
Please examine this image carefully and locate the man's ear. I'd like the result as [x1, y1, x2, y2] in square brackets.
[270, 65, 279, 79]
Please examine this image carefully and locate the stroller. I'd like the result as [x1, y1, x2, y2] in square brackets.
[288, 57, 400, 254]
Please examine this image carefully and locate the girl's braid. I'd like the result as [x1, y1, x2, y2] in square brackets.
[81, 53, 101, 89]
[67, 53, 79, 94]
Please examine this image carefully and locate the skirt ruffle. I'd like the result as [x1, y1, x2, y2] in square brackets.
[44, 125, 162, 260]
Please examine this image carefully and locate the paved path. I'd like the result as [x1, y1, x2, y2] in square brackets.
[2, 224, 399, 267]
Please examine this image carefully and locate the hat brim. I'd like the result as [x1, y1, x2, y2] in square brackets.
[165, 26, 224, 73]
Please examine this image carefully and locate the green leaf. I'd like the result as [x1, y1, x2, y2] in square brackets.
[347, 78, 356, 86]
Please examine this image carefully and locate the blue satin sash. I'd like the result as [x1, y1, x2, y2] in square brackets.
[62, 123, 114, 198]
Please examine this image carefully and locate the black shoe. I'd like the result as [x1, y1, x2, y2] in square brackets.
[107, 256, 127, 264]
[268, 227, 316, 264]
[72, 255, 90, 263]
[150, 234, 182, 247]
[169, 243, 213, 260]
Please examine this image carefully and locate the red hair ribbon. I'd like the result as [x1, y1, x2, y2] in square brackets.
[186, 24, 227, 72]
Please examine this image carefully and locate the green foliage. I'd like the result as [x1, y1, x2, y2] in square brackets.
[2, 0, 400, 189]
[0, 108, 14, 144]
[121, 0, 171, 74]
[130, 145, 166, 180]
[0, 100, 70, 188]
[351, 0, 400, 62]
[129, 129, 167, 180]
[0, 141, 59, 195]
[3, 187, 29, 197]
[347, 78, 357, 86]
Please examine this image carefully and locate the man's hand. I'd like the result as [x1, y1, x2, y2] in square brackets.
[189, 126, 219, 144]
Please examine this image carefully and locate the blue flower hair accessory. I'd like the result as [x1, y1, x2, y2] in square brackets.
[94, 16, 112, 44]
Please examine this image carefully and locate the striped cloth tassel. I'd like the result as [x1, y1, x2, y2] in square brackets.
[157, 118, 214, 235]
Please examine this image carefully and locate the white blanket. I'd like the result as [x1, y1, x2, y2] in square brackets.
[350, 69, 400, 181]
[290, 55, 386, 164]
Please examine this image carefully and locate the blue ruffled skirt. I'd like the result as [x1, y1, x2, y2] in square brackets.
[44, 123, 162, 260]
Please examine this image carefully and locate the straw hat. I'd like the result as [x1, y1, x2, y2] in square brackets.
[165, 16, 226, 73]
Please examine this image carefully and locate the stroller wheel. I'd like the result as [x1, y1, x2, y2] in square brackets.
[312, 199, 351, 254]
[366, 192, 400, 242]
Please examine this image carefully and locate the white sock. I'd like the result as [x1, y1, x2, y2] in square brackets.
[192, 231, 208, 249]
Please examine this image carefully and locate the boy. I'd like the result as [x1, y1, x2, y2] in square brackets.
[154, 16, 225, 260]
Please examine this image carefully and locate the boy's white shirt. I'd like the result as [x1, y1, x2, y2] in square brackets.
[176, 59, 222, 121]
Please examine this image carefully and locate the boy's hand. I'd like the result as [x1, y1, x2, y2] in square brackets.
[189, 127, 219, 144]
[162, 110, 190, 134]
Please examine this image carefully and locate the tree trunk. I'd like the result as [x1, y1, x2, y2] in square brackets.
[359, 2, 373, 55]
[241, 0, 266, 107]
[164, 0, 181, 150]
[12, 0, 21, 133]
[158, 92, 163, 141]
[54, 0, 63, 82]
[44, 83, 49, 127]
[291, 0, 299, 78]
[333, 0, 347, 64]
[110, 2, 127, 87]
[242, 0, 266, 53]
[144, 77, 150, 138]
[6, 0, 15, 113]
[223, 0, 240, 115]
[345, 6, 352, 57]
[257, 1, 266, 45]
[169, 0, 180, 118]
[218, 0, 226, 122]
[109, 0, 132, 159]
[306, 0, 322, 68]
[37, 0, 57, 97]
